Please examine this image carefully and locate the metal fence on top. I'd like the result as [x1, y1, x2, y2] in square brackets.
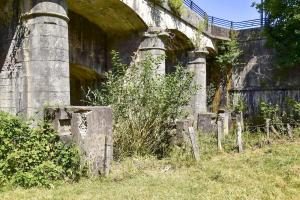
[183, 0, 266, 30]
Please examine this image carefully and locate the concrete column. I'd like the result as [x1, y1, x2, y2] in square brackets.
[187, 49, 209, 115]
[139, 27, 168, 75]
[19, 0, 70, 117]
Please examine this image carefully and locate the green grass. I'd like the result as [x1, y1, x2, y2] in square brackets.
[1, 138, 300, 200]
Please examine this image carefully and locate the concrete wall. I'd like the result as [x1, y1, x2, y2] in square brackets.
[0, 0, 23, 114]
[232, 29, 300, 115]
[0, 0, 214, 116]
[69, 11, 108, 75]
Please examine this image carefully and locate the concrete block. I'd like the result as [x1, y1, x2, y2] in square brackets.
[45, 106, 113, 176]
[197, 113, 217, 134]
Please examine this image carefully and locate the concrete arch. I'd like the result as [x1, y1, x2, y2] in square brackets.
[121, 0, 216, 51]
[165, 29, 195, 51]
[67, 0, 148, 37]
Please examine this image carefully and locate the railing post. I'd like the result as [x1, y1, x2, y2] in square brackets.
[260, 0, 264, 27]
[190, 1, 193, 9]
[211, 16, 214, 25]
[230, 21, 233, 30]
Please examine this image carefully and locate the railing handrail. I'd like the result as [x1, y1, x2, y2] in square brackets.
[183, 0, 265, 30]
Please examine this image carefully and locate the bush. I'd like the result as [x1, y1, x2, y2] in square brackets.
[168, 0, 184, 15]
[0, 112, 81, 188]
[85, 52, 196, 159]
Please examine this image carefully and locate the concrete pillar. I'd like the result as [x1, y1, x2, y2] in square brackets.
[19, 0, 70, 117]
[187, 49, 209, 115]
[139, 27, 168, 75]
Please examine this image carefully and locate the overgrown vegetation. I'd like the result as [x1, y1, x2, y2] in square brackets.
[254, 0, 300, 68]
[259, 99, 300, 132]
[2, 139, 300, 200]
[167, 0, 184, 16]
[192, 20, 208, 49]
[0, 112, 81, 188]
[210, 32, 243, 111]
[216, 32, 243, 68]
[85, 52, 196, 159]
[149, 0, 184, 16]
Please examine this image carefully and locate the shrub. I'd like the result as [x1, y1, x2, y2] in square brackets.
[168, 0, 184, 16]
[85, 52, 196, 159]
[0, 112, 81, 188]
[286, 98, 300, 124]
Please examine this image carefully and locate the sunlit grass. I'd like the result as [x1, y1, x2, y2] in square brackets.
[1, 138, 299, 200]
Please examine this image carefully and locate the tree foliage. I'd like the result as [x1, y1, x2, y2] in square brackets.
[254, 0, 300, 68]
[216, 32, 243, 69]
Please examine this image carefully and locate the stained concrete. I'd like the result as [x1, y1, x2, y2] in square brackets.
[46, 106, 113, 176]
[232, 28, 300, 115]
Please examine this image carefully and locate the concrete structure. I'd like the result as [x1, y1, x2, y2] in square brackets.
[2, 0, 298, 128]
[232, 29, 300, 115]
[0, 0, 224, 118]
[46, 106, 113, 176]
[187, 49, 209, 115]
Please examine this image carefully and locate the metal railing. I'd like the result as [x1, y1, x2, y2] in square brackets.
[183, 0, 266, 30]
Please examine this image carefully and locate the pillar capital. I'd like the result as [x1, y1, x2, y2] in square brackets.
[188, 48, 209, 64]
[143, 26, 169, 38]
[140, 27, 169, 52]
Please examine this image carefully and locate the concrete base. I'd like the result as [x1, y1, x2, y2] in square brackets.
[46, 106, 113, 176]
[197, 113, 217, 134]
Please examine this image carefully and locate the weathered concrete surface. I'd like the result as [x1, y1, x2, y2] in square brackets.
[46, 106, 113, 176]
[0, 0, 22, 114]
[69, 11, 107, 75]
[20, 0, 70, 117]
[0, 0, 70, 117]
[187, 49, 209, 115]
[232, 28, 300, 114]
[197, 113, 217, 134]
[67, 0, 147, 37]
[139, 27, 168, 75]
[122, 0, 217, 51]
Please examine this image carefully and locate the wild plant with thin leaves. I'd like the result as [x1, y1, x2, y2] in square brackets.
[85, 51, 197, 159]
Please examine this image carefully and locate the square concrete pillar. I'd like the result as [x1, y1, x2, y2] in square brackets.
[46, 106, 113, 176]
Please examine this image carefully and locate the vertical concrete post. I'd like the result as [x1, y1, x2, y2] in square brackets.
[187, 49, 209, 116]
[19, 0, 70, 117]
[217, 120, 223, 151]
[236, 121, 243, 153]
[139, 27, 168, 75]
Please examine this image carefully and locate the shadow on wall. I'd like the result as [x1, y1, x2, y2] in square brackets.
[0, 0, 19, 72]
[70, 64, 104, 106]
[231, 29, 300, 115]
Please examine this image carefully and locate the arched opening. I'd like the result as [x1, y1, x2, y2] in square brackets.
[165, 29, 195, 73]
[68, 0, 148, 105]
